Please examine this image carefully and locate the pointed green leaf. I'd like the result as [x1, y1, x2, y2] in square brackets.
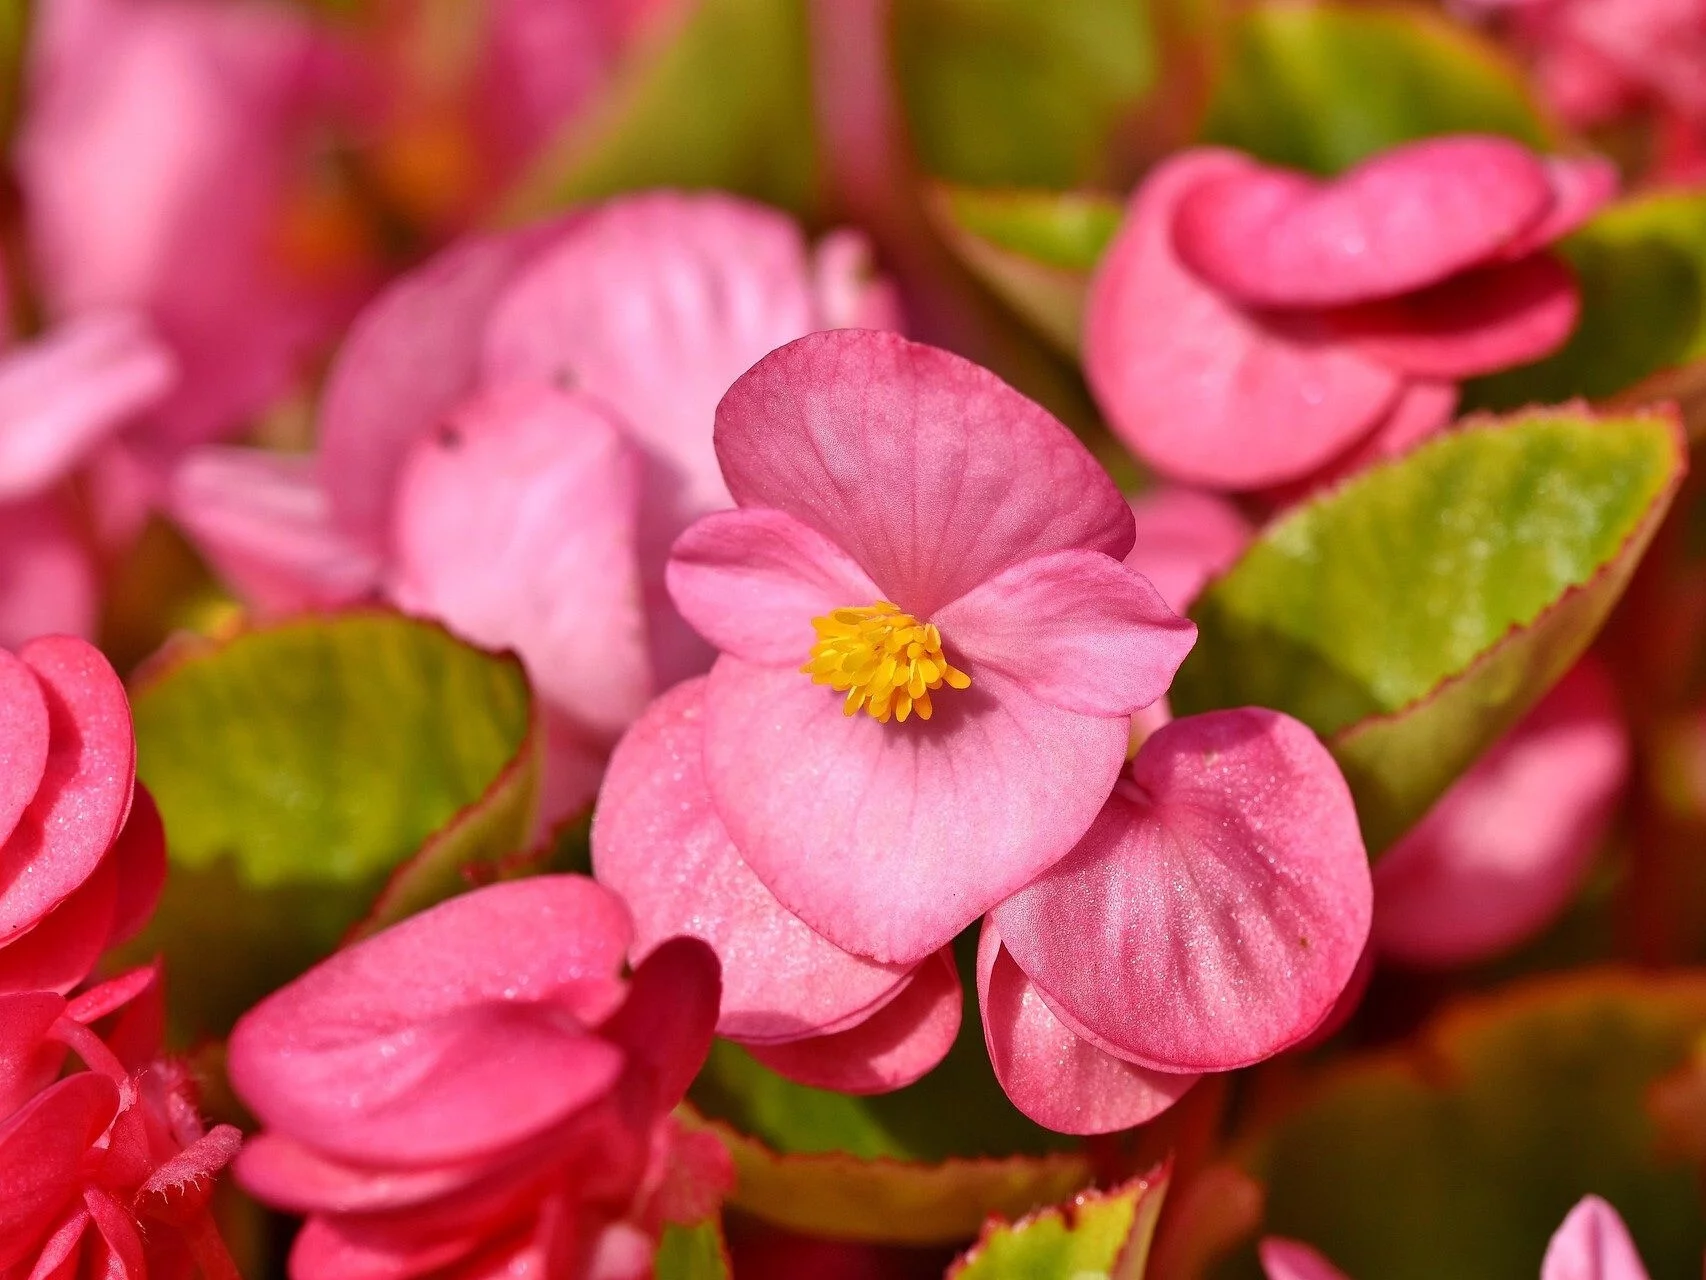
[949, 1170, 1169, 1279]
[128, 610, 539, 1038]
[1171, 408, 1684, 852]
[656, 1219, 732, 1280]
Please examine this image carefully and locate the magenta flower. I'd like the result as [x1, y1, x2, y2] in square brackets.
[228, 877, 730, 1280]
[664, 329, 1196, 964]
[1085, 137, 1617, 490]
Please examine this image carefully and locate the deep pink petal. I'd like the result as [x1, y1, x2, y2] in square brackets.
[591, 678, 911, 1041]
[82, 1189, 146, 1280]
[389, 385, 650, 742]
[704, 656, 1127, 964]
[1498, 155, 1620, 260]
[1173, 136, 1554, 307]
[1541, 1196, 1650, 1280]
[0, 496, 98, 648]
[235, 1132, 487, 1215]
[0, 637, 133, 938]
[1124, 489, 1254, 615]
[170, 446, 383, 615]
[0, 855, 117, 995]
[666, 509, 882, 667]
[993, 709, 1371, 1072]
[1373, 660, 1628, 967]
[598, 935, 721, 1107]
[749, 948, 961, 1095]
[0, 990, 68, 1118]
[0, 312, 174, 501]
[26, 1209, 94, 1280]
[1329, 253, 1580, 379]
[933, 550, 1195, 716]
[0, 1073, 120, 1268]
[715, 330, 1135, 616]
[1259, 1238, 1355, 1280]
[976, 921, 1196, 1135]
[0, 647, 49, 845]
[104, 782, 166, 949]
[1084, 151, 1401, 490]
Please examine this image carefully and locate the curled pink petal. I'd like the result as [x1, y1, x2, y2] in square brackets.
[715, 330, 1135, 616]
[1173, 136, 1555, 307]
[0, 495, 98, 648]
[977, 921, 1196, 1135]
[598, 935, 722, 1108]
[1498, 155, 1621, 260]
[1374, 660, 1629, 967]
[1124, 488, 1254, 615]
[933, 549, 1196, 716]
[0, 856, 118, 995]
[1259, 1237, 1355, 1280]
[592, 678, 910, 1042]
[1085, 151, 1402, 491]
[994, 709, 1371, 1072]
[1541, 1196, 1651, 1280]
[748, 949, 961, 1095]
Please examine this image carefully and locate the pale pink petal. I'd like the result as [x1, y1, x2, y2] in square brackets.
[933, 549, 1195, 716]
[0, 637, 134, 938]
[170, 446, 383, 615]
[1085, 151, 1402, 490]
[1259, 1238, 1356, 1280]
[1124, 489, 1254, 615]
[811, 229, 905, 332]
[667, 508, 884, 667]
[716, 329, 1135, 614]
[592, 678, 910, 1041]
[0, 647, 50, 845]
[749, 948, 961, 1094]
[977, 921, 1196, 1135]
[389, 385, 649, 742]
[1271, 379, 1459, 505]
[1373, 660, 1628, 967]
[0, 312, 174, 501]
[703, 656, 1127, 965]
[993, 709, 1371, 1072]
[1172, 136, 1554, 307]
[0, 496, 98, 648]
[1329, 253, 1580, 379]
[1541, 1196, 1650, 1280]
[1498, 155, 1620, 259]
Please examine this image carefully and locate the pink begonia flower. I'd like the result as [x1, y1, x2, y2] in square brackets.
[1373, 657, 1629, 966]
[1260, 1193, 1653, 1280]
[665, 329, 1197, 965]
[171, 191, 900, 823]
[0, 636, 167, 995]
[981, 708, 1371, 1133]
[1085, 138, 1617, 490]
[228, 877, 731, 1280]
[593, 678, 961, 1094]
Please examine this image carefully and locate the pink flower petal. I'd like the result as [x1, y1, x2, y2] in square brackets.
[749, 948, 961, 1095]
[1373, 660, 1628, 967]
[0, 856, 117, 995]
[0, 496, 98, 648]
[235, 1132, 488, 1215]
[993, 709, 1371, 1072]
[0, 1073, 121, 1269]
[811, 229, 905, 332]
[1259, 1238, 1355, 1280]
[1173, 136, 1555, 308]
[666, 509, 883, 668]
[0, 990, 68, 1119]
[1541, 1196, 1650, 1280]
[591, 679, 911, 1041]
[389, 385, 650, 743]
[933, 549, 1195, 717]
[1498, 155, 1621, 260]
[1328, 253, 1581, 379]
[0, 647, 49, 846]
[0, 637, 134, 939]
[596, 935, 722, 1108]
[170, 446, 383, 616]
[0, 312, 174, 502]
[103, 783, 166, 950]
[703, 656, 1127, 965]
[715, 329, 1135, 616]
[1124, 489, 1254, 615]
[1267, 380, 1459, 507]
[977, 921, 1197, 1135]
[1084, 151, 1402, 490]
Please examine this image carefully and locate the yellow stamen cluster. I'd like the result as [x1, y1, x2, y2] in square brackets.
[802, 601, 971, 723]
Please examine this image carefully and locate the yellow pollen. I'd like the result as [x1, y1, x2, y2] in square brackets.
[801, 601, 971, 723]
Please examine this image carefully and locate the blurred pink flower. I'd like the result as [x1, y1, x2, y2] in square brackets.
[0, 637, 166, 994]
[1086, 138, 1616, 490]
[665, 329, 1196, 965]
[228, 877, 729, 1280]
[172, 191, 899, 824]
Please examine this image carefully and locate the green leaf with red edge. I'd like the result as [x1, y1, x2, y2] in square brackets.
[125, 609, 539, 1039]
[656, 1218, 732, 1280]
[1200, 2, 1553, 174]
[948, 1168, 1169, 1279]
[1170, 407, 1685, 853]
[1215, 971, 1706, 1279]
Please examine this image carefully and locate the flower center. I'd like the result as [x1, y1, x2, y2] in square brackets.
[802, 601, 971, 723]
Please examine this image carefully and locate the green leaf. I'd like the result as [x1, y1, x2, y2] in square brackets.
[655, 1219, 731, 1280]
[507, 0, 814, 217]
[1200, 3, 1551, 174]
[926, 184, 1122, 354]
[1467, 192, 1706, 411]
[1171, 408, 1684, 852]
[895, 0, 1159, 187]
[1217, 972, 1706, 1279]
[949, 1169, 1169, 1279]
[128, 610, 539, 1038]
